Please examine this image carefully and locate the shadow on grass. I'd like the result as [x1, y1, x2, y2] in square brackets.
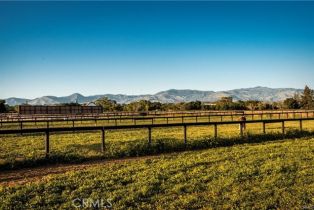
[1, 129, 314, 171]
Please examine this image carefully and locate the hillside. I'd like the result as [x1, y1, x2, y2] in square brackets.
[4, 87, 303, 106]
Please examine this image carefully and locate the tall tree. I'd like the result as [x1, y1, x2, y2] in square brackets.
[300, 85, 314, 109]
[0, 100, 7, 113]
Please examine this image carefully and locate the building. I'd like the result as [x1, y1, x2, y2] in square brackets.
[18, 105, 103, 115]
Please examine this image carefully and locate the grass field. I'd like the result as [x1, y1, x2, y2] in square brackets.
[1, 120, 314, 170]
[1, 136, 314, 209]
[1, 117, 314, 209]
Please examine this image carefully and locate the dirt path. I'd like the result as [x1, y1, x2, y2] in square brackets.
[0, 155, 164, 187]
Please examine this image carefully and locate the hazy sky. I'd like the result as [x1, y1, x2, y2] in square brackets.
[1, 1, 314, 99]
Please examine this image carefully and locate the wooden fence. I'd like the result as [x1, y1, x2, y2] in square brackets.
[2, 110, 314, 122]
[0, 117, 313, 157]
[1, 110, 314, 130]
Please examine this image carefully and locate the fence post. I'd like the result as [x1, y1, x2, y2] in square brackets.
[148, 127, 152, 145]
[19, 121, 23, 135]
[45, 130, 50, 157]
[262, 122, 266, 134]
[281, 121, 285, 134]
[166, 117, 169, 124]
[299, 120, 303, 131]
[220, 116, 223, 121]
[72, 120, 74, 128]
[239, 122, 243, 137]
[101, 128, 105, 153]
[183, 125, 187, 145]
[214, 124, 217, 139]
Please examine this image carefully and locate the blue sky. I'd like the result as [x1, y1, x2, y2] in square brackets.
[1, 1, 314, 99]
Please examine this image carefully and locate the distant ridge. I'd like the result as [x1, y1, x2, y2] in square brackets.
[4, 87, 303, 106]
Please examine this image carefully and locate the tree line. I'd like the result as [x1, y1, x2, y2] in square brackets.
[94, 85, 314, 112]
[1, 86, 314, 113]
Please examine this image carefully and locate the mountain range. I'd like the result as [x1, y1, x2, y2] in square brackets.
[4, 87, 303, 106]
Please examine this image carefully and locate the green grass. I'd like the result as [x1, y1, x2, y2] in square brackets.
[0, 120, 314, 170]
[1, 137, 314, 209]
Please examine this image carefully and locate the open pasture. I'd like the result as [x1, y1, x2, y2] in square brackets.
[1, 115, 314, 170]
[1, 136, 314, 209]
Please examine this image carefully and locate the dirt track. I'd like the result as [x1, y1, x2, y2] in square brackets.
[0, 155, 163, 187]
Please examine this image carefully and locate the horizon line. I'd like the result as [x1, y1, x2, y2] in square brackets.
[3, 85, 307, 100]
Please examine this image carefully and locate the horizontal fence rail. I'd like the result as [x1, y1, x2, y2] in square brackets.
[0, 117, 313, 157]
[2, 111, 314, 123]
[1, 110, 243, 120]
[2, 110, 314, 122]
[1, 111, 314, 131]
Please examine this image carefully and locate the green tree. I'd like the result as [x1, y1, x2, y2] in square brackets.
[231, 101, 247, 110]
[149, 102, 162, 111]
[283, 98, 300, 109]
[124, 100, 151, 112]
[0, 100, 7, 113]
[138, 100, 150, 112]
[95, 97, 118, 111]
[245, 100, 261, 110]
[300, 85, 314, 109]
[160, 103, 180, 111]
[184, 101, 202, 110]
